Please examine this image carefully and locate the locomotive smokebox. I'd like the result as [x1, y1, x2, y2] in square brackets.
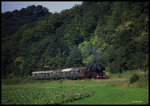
[85, 64, 106, 79]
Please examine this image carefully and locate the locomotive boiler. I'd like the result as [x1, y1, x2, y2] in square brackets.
[32, 64, 106, 80]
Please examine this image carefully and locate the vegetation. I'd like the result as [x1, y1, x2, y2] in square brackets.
[1, 2, 149, 104]
[2, 71, 148, 104]
[1, 2, 149, 78]
[130, 73, 140, 84]
[2, 84, 94, 104]
[67, 86, 148, 104]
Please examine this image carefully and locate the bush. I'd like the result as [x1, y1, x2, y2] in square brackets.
[130, 73, 140, 84]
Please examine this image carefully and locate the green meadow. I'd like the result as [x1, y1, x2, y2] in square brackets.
[66, 81, 148, 104]
[2, 71, 149, 105]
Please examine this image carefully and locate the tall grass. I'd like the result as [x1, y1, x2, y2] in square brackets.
[131, 72, 149, 88]
[106, 70, 147, 79]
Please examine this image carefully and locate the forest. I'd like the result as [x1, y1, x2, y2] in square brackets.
[1, 1, 149, 78]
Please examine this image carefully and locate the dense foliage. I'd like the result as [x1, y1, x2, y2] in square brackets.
[1, 2, 149, 78]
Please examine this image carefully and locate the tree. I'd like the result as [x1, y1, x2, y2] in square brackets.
[2, 2, 149, 78]
[66, 46, 83, 67]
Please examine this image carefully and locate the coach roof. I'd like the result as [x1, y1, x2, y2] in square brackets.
[32, 71, 53, 74]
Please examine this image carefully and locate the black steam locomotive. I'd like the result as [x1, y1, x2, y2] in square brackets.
[32, 64, 106, 80]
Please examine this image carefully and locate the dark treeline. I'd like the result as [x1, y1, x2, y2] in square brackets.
[1, 2, 149, 78]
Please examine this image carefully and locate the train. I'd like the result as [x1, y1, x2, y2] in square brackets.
[32, 64, 106, 80]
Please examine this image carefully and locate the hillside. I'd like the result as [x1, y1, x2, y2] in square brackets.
[1, 1, 149, 78]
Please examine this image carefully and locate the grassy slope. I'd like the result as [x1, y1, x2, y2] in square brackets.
[66, 80, 148, 104]
[67, 71, 149, 104]
[2, 71, 149, 104]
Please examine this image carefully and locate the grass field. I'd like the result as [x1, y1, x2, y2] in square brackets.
[65, 80, 148, 104]
[1, 71, 149, 104]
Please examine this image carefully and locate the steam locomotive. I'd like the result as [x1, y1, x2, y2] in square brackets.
[32, 64, 106, 80]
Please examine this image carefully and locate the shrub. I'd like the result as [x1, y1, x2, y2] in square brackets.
[130, 73, 140, 84]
